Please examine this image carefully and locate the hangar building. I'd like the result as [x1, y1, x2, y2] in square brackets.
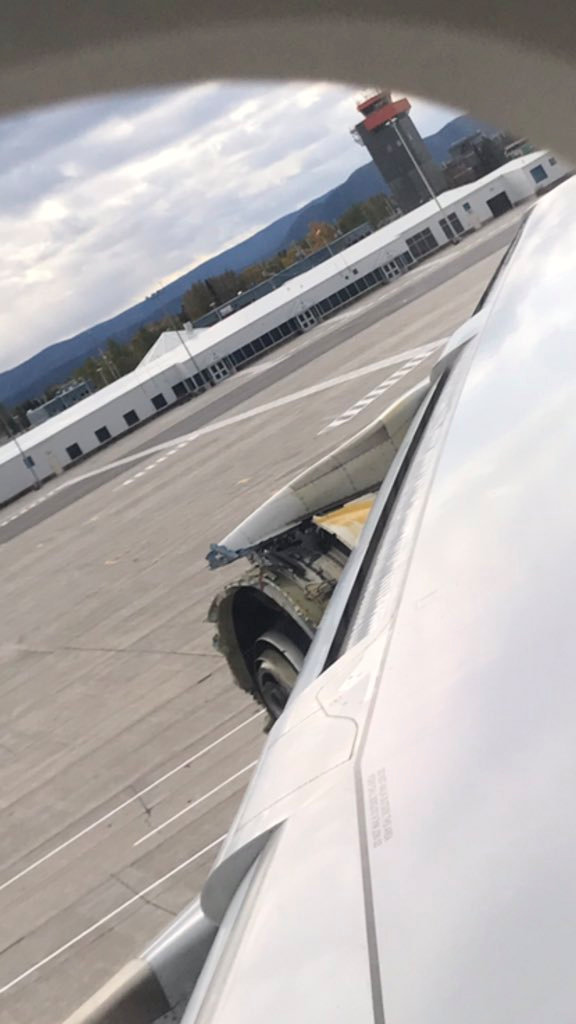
[0, 150, 569, 507]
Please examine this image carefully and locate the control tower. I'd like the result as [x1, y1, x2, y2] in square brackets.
[353, 92, 446, 212]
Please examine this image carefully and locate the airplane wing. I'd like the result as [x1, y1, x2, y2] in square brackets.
[66, 174, 576, 1023]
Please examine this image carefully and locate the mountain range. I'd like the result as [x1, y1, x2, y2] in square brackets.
[0, 113, 493, 405]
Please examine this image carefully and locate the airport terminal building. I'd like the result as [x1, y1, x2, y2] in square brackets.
[0, 150, 569, 506]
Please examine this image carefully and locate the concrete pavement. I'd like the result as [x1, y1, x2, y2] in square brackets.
[0, 242, 503, 1023]
[0, 203, 523, 546]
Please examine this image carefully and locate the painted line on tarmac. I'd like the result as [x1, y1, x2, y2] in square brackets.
[319, 358, 415, 434]
[134, 761, 258, 848]
[0, 711, 263, 895]
[0, 835, 225, 994]
[0, 341, 441, 527]
[318, 344, 444, 434]
[120, 445, 188, 488]
[0, 481, 75, 527]
[109, 341, 441, 492]
[57, 345, 439, 485]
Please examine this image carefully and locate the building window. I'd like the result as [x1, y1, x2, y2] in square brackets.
[448, 212, 464, 234]
[383, 260, 401, 280]
[549, 156, 557, 166]
[124, 409, 139, 426]
[151, 393, 168, 410]
[95, 426, 111, 443]
[210, 361, 230, 382]
[439, 213, 464, 242]
[405, 228, 439, 260]
[439, 218, 453, 241]
[172, 381, 188, 399]
[530, 164, 548, 184]
[66, 442, 83, 461]
[463, 201, 472, 212]
[297, 309, 318, 329]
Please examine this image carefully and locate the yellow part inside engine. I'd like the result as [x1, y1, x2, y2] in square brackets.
[313, 495, 375, 552]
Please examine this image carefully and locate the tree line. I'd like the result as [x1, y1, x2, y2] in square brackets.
[0, 193, 398, 437]
[182, 194, 397, 321]
[0, 318, 172, 438]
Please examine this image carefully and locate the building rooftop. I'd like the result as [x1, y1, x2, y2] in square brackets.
[0, 150, 551, 470]
[138, 327, 210, 366]
[438, 150, 547, 204]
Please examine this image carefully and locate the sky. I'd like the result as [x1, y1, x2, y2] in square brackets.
[0, 81, 459, 372]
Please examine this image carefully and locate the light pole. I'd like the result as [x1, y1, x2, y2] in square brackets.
[170, 316, 203, 383]
[389, 118, 444, 214]
[390, 118, 462, 245]
[98, 349, 120, 380]
[0, 410, 40, 489]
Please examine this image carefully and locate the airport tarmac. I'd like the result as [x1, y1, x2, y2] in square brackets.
[0, 228, 506, 1022]
[0, 204, 522, 544]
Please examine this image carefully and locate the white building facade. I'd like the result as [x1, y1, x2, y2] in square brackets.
[0, 151, 570, 507]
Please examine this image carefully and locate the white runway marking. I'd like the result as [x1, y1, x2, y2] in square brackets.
[117, 446, 182, 489]
[0, 711, 263, 895]
[0, 341, 442, 526]
[0, 835, 225, 994]
[134, 761, 257, 847]
[86, 445, 187, 493]
[318, 343, 443, 434]
[1, 480, 72, 527]
[108, 348, 438, 492]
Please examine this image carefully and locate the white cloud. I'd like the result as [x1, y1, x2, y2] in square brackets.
[35, 198, 69, 223]
[0, 81, 460, 375]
